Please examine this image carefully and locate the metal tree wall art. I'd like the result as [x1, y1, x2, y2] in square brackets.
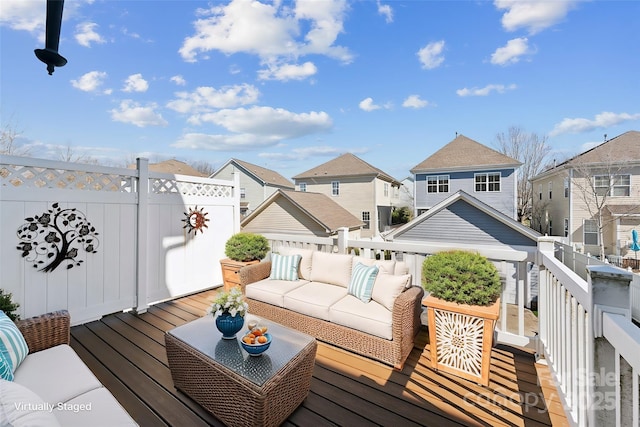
[16, 203, 100, 272]
[182, 206, 209, 235]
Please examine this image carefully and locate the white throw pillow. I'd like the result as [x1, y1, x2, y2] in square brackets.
[277, 247, 314, 280]
[0, 379, 62, 427]
[310, 252, 353, 288]
[372, 273, 411, 311]
[352, 257, 396, 274]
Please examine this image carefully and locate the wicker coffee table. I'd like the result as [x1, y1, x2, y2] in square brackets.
[165, 314, 317, 427]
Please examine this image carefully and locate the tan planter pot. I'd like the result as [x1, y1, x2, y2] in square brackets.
[423, 295, 500, 386]
[219, 258, 259, 292]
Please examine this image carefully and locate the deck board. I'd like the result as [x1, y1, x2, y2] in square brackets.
[70, 289, 568, 427]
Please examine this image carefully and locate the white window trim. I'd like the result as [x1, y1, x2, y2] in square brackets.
[331, 181, 340, 196]
[299, 182, 307, 192]
[474, 172, 501, 192]
[426, 175, 449, 193]
[583, 219, 599, 245]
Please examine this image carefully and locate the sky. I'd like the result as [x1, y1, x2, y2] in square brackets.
[1, 0, 639, 180]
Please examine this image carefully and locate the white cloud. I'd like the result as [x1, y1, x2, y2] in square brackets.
[550, 112, 640, 136]
[417, 40, 445, 70]
[122, 74, 149, 93]
[179, 0, 351, 66]
[377, 1, 393, 23]
[359, 97, 381, 112]
[259, 145, 367, 161]
[258, 61, 318, 81]
[0, 0, 45, 33]
[491, 37, 533, 65]
[494, 0, 579, 34]
[170, 75, 186, 86]
[456, 84, 517, 97]
[75, 22, 106, 47]
[70, 71, 109, 93]
[402, 95, 429, 109]
[110, 100, 168, 127]
[172, 106, 332, 151]
[166, 84, 260, 119]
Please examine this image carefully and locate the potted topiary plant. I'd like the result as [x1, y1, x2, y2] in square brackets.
[220, 233, 269, 291]
[0, 289, 20, 321]
[421, 250, 501, 386]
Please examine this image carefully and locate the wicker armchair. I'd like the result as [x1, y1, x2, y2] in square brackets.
[15, 310, 71, 354]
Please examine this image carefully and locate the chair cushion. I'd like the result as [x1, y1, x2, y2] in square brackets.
[53, 387, 137, 427]
[372, 273, 411, 311]
[0, 379, 62, 427]
[269, 253, 302, 281]
[352, 257, 396, 274]
[246, 278, 309, 307]
[310, 252, 353, 288]
[347, 263, 379, 303]
[277, 247, 314, 280]
[14, 344, 102, 405]
[330, 295, 393, 340]
[284, 282, 347, 321]
[0, 311, 29, 378]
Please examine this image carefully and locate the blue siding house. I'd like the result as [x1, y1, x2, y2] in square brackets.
[410, 135, 521, 220]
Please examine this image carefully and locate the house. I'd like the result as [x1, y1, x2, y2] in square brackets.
[240, 189, 364, 238]
[530, 130, 640, 258]
[211, 158, 294, 217]
[128, 159, 207, 177]
[385, 190, 542, 308]
[397, 176, 414, 208]
[292, 153, 402, 238]
[410, 134, 522, 220]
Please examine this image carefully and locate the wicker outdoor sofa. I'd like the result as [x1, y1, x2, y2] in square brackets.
[1, 310, 137, 426]
[238, 248, 424, 369]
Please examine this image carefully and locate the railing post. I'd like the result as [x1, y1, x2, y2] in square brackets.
[337, 227, 348, 254]
[134, 158, 149, 314]
[536, 237, 555, 359]
[587, 264, 633, 426]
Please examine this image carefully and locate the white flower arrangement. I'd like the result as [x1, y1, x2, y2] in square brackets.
[212, 286, 248, 318]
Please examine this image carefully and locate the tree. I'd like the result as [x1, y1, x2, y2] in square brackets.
[190, 160, 216, 177]
[569, 143, 638, 260]
[495, 127, 551, 223]
[56, 144, 100, 164]
[0, 120, 30, 156]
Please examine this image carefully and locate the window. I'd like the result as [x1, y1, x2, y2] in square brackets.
[548, 182, 552, 200]
[564, 178, 569, 198]
[362, 212, 370, 229]
[426, 175, 449, 193]
[331, 181, 340, 196]
[594, 174, 631, 197]
[240, 188, 246, 199]
[548, 219, 553, 235]
[583, 219, 598, 245]
[299, 182, 307, 192]
[539, 184, 543, 200]
[384, 183, 389, 197]
[475, 172, 500, 192]
[564, 218, 569, 237]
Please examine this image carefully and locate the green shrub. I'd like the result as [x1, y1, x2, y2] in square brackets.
[224, 233, 269, 262]
[391, 206, 413, 224]
[421, 250, 501, 306]
[0, 289, 20, 321]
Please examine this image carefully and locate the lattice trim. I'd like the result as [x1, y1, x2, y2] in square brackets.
[1, 165, 133, 192]
[433, 309, 485, 377]
[149, 178, 233, 197]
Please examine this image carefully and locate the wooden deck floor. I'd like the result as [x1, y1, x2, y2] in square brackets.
[70, 289, 568, 427]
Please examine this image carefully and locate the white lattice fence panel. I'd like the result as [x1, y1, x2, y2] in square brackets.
[433, 309, 485, 378]
[149, 178, 233, 197]
[1, 165, 134, 192]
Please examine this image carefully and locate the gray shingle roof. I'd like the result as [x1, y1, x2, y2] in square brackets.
[410, 134, 521, 173]
[232, 159, 294, 189]
[568, 130, 640, 165]
[292, 153, 400, 184]
[129, 159, 207, 177]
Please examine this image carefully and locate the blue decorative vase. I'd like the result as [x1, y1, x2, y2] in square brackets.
[215, 313, 245, 339]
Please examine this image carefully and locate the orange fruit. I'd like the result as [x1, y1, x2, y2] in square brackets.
[257, 336, 267, 344]
[252, 328, 262, 336]
[260, 326, 268, 334]
[242, 337, 252, 344]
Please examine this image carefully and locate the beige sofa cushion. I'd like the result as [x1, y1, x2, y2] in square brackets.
[329, 295, 393, 340]
[284, 282, 348, 321]
[310, 252, 353, 288]
[352, 257, 396, 274]
[246, 278, 309, 307]
[14, 344, 102, 405]
[372, 273, 411, 311]
[53, 387, 138, 427]
[277, 247, 314, 280]
[0, 379, 62, 427]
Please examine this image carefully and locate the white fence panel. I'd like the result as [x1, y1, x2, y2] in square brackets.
[631, 273, 640, 322]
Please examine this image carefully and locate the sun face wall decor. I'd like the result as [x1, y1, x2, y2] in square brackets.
[182, 206, 209, 235]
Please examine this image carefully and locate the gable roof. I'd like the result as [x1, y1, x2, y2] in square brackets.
[410, 134, 521, 173]
[129, 159, 207, 177]
[532, 130, 640, 180]
[216, 158, 294, 189]
[292, 153, 401, 185]
[385, 190, 540, 244]
[241, 189, 364, 232]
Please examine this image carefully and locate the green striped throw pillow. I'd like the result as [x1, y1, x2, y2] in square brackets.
[0, 311, 29, 380]
[348, 262, 379, 303]
[269, 253, 302, 281]
[0, 351, 13, 381]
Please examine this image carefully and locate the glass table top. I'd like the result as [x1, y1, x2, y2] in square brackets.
[168, 314, 315, 387]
